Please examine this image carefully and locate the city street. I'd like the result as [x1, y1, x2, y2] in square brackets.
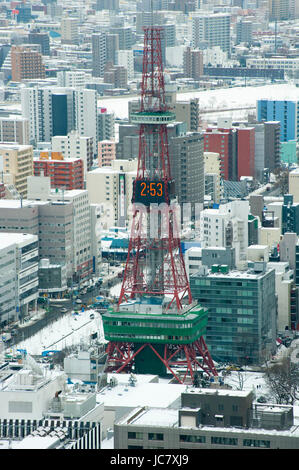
[1, 266, 123, 348]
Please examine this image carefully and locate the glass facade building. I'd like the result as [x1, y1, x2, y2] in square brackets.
[190, 264, 277, 365]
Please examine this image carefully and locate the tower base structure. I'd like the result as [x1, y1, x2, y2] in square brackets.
[102, 300, 218, 384]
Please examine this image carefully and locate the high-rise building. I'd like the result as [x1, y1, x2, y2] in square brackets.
[236, 20, 253, 45]
[183, 47, 204, 79]
[0, 232, 38, 325]
[257, 100, 298, 143]
[200, 200, 249, 268]
[169, 132, 204, 220]
[192, 14, 231, 54]
[92, 33, 108, 78]
[28, 31, 50, 55]
[109, 26, 134, 50]
[61, 17, 79, 45]
[268, 0, 291, 20]
[204, 127, 237, 181]
[21, 87, 98, 154]
[11, 45, 45, 81]
[97, 108, 115, 142]
[190, 263, 277, 364]
[236, 127, 255, 179]
[0, 144, 33, 197]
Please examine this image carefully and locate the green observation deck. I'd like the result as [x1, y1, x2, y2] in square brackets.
[130, 111, 176, 125]
[102, 301, 208, 346]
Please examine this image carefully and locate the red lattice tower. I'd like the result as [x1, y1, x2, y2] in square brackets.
[118, 27, 192, 310]
[103, 27, 217, 383]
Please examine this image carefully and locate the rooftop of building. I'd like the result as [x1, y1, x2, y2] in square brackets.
[0, 232, 37, 247]
[192, 265, 272, 280]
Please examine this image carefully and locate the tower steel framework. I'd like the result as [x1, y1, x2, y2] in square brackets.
[102, 27, 217, 383]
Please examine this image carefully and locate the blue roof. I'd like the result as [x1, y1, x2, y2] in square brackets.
[181, 241, 201, 254]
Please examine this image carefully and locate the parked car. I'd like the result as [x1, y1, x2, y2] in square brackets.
[61, 308, 68, 313]
[75, 299, 82, 304]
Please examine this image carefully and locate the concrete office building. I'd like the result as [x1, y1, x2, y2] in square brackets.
[170, 132, 204, 220]
[190, 263, 277, 364]
[38, 259, 68, 298]
[115, 389, 298, 449]
[0, 116, 29, 145]
[0, 144, 33, 197]
[247, 57, 299, 75]
[0, 232, 38, 323]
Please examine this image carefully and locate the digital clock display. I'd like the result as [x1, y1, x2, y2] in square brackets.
[134, 180, 169, 205]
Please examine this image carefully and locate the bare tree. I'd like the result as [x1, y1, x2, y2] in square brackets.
[265, 357, 299, 405]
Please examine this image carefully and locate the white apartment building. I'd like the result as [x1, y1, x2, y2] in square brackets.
[200, 200, 249, 269]
[75, 89, 98, 155]
[21, 87, 98, 154]
[117, 49, 134, 81]
[57, 70, 89, 88]
[0, 232, 38, 324]
[51, 131, 94, 179]
[86, 159, 137, 228]
[192, 14, 231, 54]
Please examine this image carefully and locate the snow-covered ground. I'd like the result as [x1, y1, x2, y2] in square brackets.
[99, 83, 299, 121]
[4, 309, 105, 356]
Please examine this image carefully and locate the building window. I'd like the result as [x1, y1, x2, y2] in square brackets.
[148, 433, 164, 441]
[243, 439, 270, 448]
[211, 436, 238, 446]
[180, 435, 206, 443]
[128, 432, 143, 440]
